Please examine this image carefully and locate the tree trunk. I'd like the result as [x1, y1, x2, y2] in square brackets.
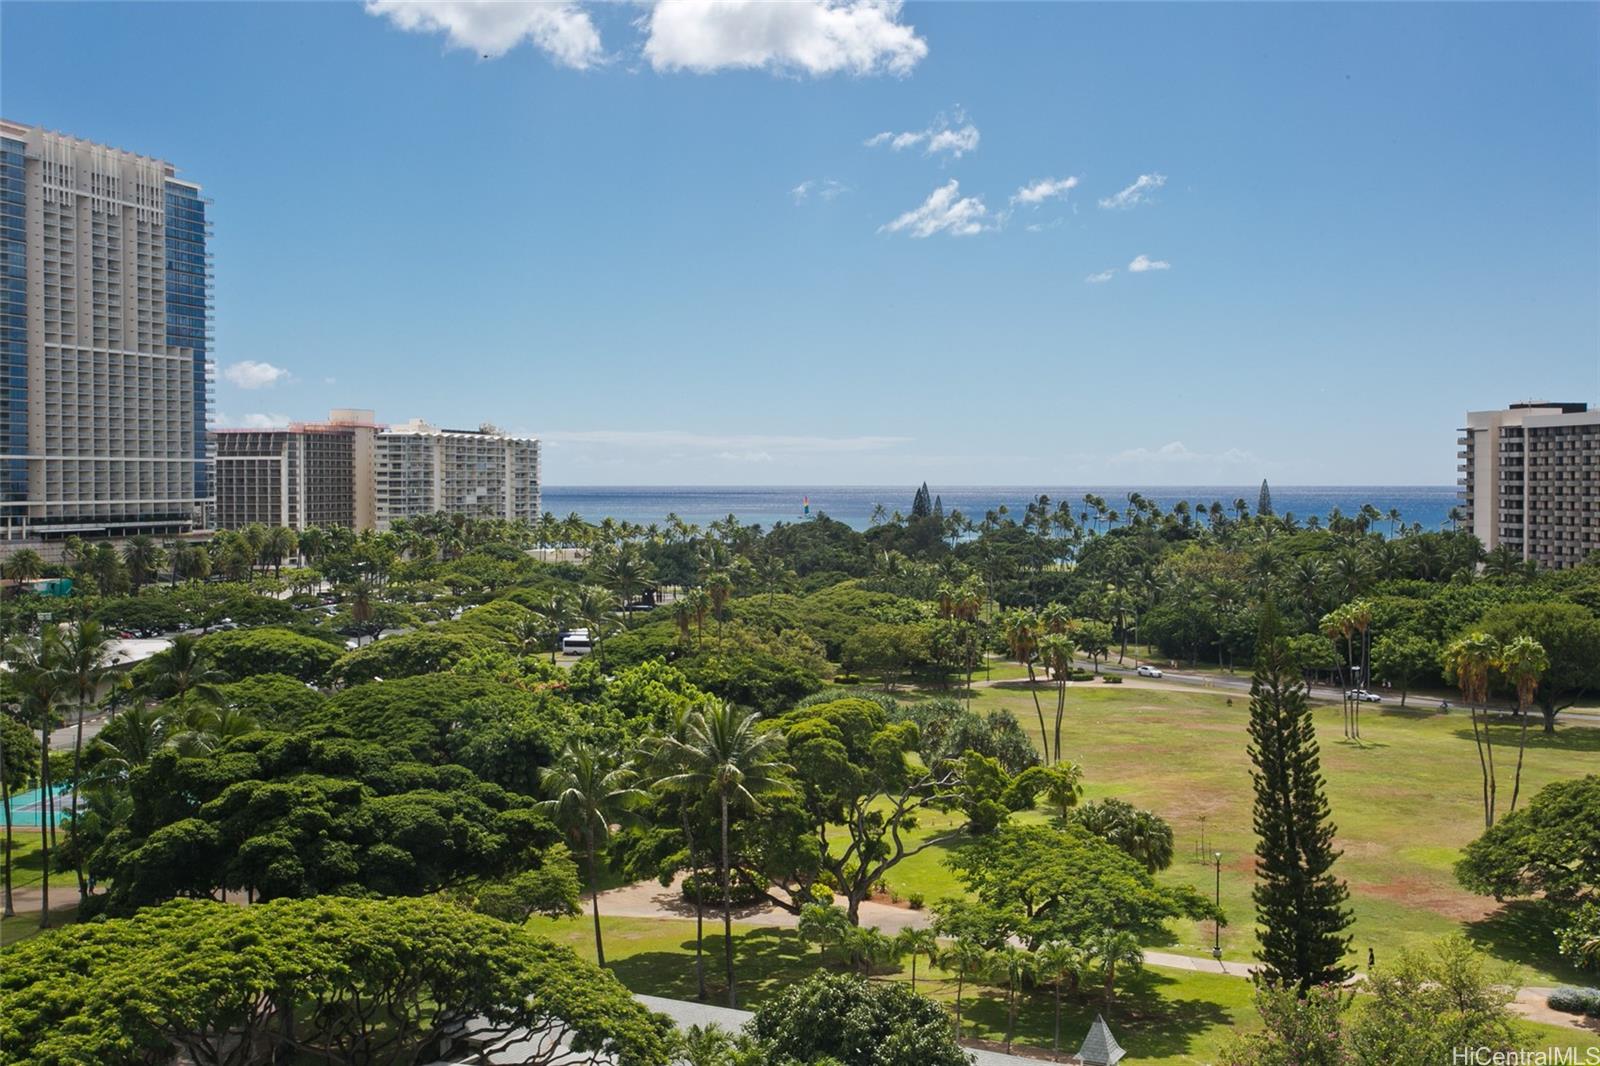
[1468, 706, 1492, 829]
[71, 695, 87, 901]
[1053, 981, 1062, 1060]
[721, 793, 735, 1008]
[1005, 978, 1016, 1051]
[37, 728, 50, 930]
[1026, 665, 1049, 766]
[954, 971, 964, 1039]
[1, 748, 13, 917]
[588, 838, 605, 967]
[1053, 681, 1066, 766]
[1508, 707, 1531, 815]
[910, 955, 918, 992]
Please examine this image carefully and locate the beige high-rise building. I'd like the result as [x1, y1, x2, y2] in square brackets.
[1, 121, 213, 546]
[212, 410, 377, 532]
[374, 419, 540, 529]
[1458, 402, 1599, 569]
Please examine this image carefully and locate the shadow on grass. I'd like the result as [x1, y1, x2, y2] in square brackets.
[1463, 900, 1592, 986]
[606, 927, 816, 1008]
[955, 967, 1235, 1061]
[1448, 720, 1600, 754]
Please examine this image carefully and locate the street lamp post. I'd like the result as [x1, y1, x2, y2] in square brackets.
[1212, 851, 1223, 962]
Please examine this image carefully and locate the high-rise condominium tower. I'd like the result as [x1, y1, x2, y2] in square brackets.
[0, 121, 213, 547]
[374, 419, 540, 530]
[1459, 402, 1599, 569]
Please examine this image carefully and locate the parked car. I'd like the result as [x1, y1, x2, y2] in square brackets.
[1350, 689, 1383, 703]
[1136, 664, 1163, 678]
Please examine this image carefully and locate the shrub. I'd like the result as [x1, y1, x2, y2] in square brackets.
[1547, 986, 1600, 1016]
[907, 892, 925, 910]
[1102, 675, 1123, 684]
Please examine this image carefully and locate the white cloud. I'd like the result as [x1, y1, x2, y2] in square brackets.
[1128, 254, 1170, 272]
[715, 450, 774, 463]
[1011, 176, 1078, 206]
[1098, 172, 1166, 210]
[222, 360, 291, 389]
[1084, 269, 1116, 284]
[238, 413, 293, 430]
[865, 108, 979, 158]
[364, 0, 603, 68]
[879, 180, 989, 238]
[792, 178, 849, 203]
[1110, 440, 1257, 468]
[643, 0, 927, 76]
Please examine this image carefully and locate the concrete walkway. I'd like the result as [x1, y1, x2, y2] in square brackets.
[636, 994, 1068, 1065]
[598, 875, 1596, 1034]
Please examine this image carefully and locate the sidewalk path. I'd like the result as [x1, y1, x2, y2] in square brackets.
[597, 875, 1595, 1034]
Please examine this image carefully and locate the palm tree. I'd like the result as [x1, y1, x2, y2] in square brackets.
[536, 592, 574, 663]
[1, 713, 38, 918]
[1090, 928, 1143, 1007]
[121, 535, 162, 593]
[141, 634, 226, 710]
[990, 944, 1035, 1052]
[164, 702, 257, 757]
[1001, 609, 1048, 754]
[1443, 632, 1502, 828]
[1496, 635, 1547, 815]
[538, 740, 645, 968]
[1037, 631, 1076, 766]
[2, 547, 43, 584]
[1040, 763, 1084, 821]
[576, 585, 616, 665]
[1035, 940, 1087, 1059]
[596, 543, 654, 626]
[261, 525, 298, 579]
[8, 631, 64, 928]
[895, 926, 940, 992]
[52, 620, 110, 901]
[943, 936, 990, 1041]
[642, 706, 713, 1000]
[661, 702, 789, 1007]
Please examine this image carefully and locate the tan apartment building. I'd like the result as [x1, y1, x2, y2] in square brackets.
[374, 419, 540, 530]
[1459, 402, 1599, 569]
[1, 121, 213, 547]
[212, 410, 377, 531]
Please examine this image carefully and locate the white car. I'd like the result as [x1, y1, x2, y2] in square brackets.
[1350, 689, 1383, 703]
[1136, 664, 1163, 678]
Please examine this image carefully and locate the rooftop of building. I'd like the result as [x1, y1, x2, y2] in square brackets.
[0, 118, 187, 182]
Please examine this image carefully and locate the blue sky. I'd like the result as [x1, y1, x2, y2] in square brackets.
[5, 1, 1597, 485]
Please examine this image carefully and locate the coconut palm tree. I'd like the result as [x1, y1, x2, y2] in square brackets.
[141, 633, 226, 710]
[894, 926, 940, 992]
[660, 701, 789, 1007]
[641, 706, 713, 1000]
[1497, 635, 1547, 815]
[989, 944, 1035, 1051]
[538, 739, 645, 968]
[1037, 631, 1076, 766]
[1443, 632, 1502, 828]
[1000, 609, 1048, 754]
[576, 585, 616, 665]
[261, 526, 298, 578]
[943, 936, 991, 1041]
[1090, 928, 1143, 1007]
[52, 620, 111, 900]
[1, 714, 38, 917]
[8, 631, 64, 928]
[1035, 940, 1088, 1059]
[2, 548, 43, 584]
[121, 535, 162, 593]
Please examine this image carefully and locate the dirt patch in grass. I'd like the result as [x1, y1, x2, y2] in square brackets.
[1358, 876, 1497, 922]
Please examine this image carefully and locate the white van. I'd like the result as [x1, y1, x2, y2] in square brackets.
[560, 629, 593, 656]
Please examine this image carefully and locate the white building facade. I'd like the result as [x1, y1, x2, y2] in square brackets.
[374, 419, 540, 529]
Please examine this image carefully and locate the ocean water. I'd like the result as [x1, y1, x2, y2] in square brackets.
[540, 486, 1460, 535]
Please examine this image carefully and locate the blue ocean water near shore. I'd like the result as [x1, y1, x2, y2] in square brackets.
[541, 486, 1460, 534]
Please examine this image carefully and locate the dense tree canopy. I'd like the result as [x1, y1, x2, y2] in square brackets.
[0, 895, 675, 1066]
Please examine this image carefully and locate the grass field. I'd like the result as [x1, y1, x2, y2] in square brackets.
[530, 915, 1600, 1064]
[0, 831, 48, 891]
[946, 680, 1599, 985]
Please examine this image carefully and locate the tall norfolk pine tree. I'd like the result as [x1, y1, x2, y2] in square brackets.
[1257, 479, 1274, 517]
[1247, 607, 1353, 991]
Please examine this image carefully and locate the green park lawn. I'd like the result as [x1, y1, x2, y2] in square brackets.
[0, 831, 47, 892]
[531, 916, 1600, 1064]
[948, 681, 1599, 985]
